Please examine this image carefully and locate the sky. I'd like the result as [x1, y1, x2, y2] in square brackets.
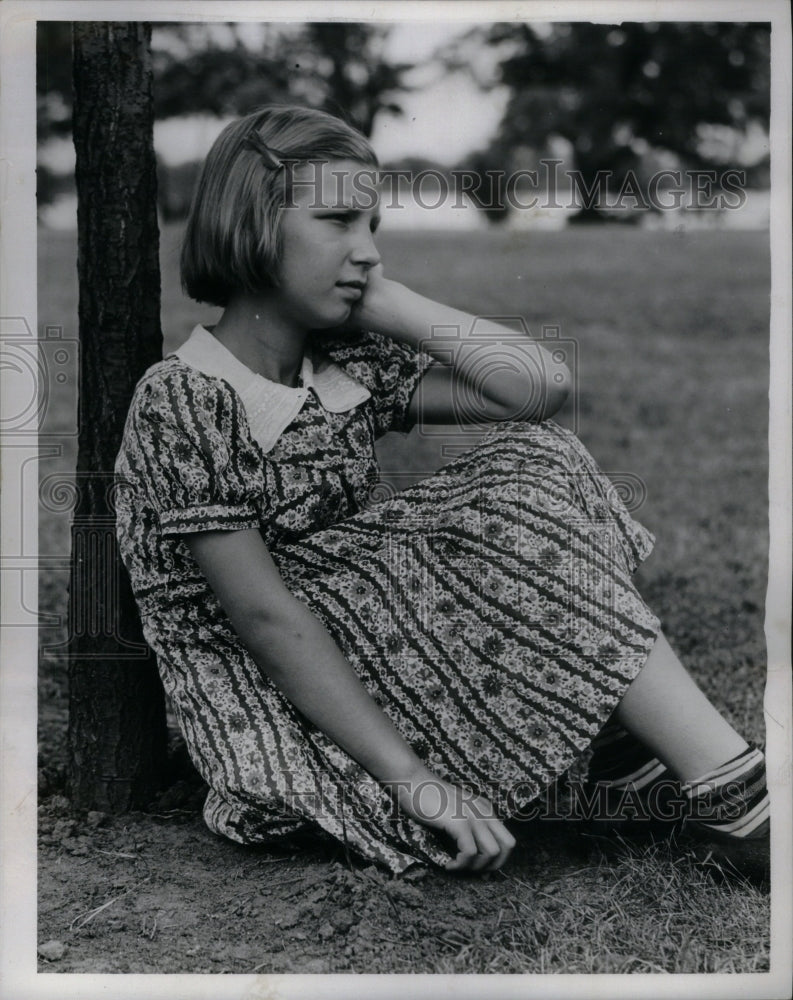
[370, 22, 510, 165]
[370, 75, 509, 166]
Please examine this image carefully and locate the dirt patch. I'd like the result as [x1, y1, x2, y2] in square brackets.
[37, 699, 598, 974]
[38, 785, 581, 974]
[35, 668, 587, 975]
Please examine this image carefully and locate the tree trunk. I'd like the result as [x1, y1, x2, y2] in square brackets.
[68, 22, 167, 811]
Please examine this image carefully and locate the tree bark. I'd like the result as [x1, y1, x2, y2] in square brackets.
[68, 22, 167, 811]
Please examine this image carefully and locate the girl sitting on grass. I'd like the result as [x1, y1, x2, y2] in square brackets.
[115, 105, 769, 880]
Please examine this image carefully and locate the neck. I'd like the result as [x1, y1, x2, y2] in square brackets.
[211, 294, 307, 387]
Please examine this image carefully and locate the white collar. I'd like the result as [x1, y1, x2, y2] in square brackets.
[169, 325, 371, 454]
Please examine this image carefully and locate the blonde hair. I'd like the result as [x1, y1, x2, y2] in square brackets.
[181, 105, 379, 307]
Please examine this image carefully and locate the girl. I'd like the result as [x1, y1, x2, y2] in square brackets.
[115, 105, 769, 879]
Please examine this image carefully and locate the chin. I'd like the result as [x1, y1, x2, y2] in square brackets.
[313, 307, 354, 331]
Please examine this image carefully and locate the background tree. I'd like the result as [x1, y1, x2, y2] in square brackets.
[38, 20, 415, 216]
[152, 22, 413, 136]
[37, 20, 73, 141]
[449, 21, 770, 220]
[36, 21, 76, 206]
[302, 22, 410, 135]
[68, 22, 167, 810]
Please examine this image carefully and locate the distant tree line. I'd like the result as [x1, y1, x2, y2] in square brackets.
[37, 20, 770, 222]
[452, 21, 770, 221]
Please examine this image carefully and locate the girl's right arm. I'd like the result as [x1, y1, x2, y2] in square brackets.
[185, 527, 516, 872]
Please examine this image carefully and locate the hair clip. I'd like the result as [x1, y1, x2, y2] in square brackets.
[242, 131, 286, 170]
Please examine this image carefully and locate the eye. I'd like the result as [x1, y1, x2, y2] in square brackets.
[321, 212, 354, 227]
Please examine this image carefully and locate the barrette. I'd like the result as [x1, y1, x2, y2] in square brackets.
[242, 131, 287, 170]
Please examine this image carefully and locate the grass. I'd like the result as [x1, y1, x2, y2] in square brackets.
[431, 849, 769, 974]
[37, 222, 771, 973]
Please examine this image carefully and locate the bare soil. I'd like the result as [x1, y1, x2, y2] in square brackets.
[38, 714, 593, 975]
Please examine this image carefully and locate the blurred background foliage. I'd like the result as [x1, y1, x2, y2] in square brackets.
[36, 19, 770, 222]
[455, 21, 771, 220]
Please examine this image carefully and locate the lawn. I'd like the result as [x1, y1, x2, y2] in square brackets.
[37, 223, 771, 974]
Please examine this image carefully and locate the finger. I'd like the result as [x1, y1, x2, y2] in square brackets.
[483, 821, 516, 872]
[444, 828, 478, 872]
[468, 824, 502, 871]
[486, 817, 516, 854]
[467, 794, 498, 822]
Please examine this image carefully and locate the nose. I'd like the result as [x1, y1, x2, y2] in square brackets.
[350, 227, 381, 270]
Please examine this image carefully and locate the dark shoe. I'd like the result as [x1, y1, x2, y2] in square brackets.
[684, 819, 770, 888]
[573, 727, 685, 833]
[561, 771, 686, 835]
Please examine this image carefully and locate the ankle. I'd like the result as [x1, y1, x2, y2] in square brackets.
[682, 744, 769, 839]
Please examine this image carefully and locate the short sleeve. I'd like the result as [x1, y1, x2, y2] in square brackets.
[317, 330, 438, 438]
[116, 364, 267, 537]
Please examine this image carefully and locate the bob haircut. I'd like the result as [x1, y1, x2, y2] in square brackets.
[181, 105, 379, 307]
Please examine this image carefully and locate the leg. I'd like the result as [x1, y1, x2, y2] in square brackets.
[614, 631, 749, 782]
[610, 632, 769, 884]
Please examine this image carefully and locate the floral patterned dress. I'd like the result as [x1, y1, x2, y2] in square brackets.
[115, 324, 660, 873]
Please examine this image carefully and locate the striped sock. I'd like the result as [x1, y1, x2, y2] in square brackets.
[682, 745, 769, 839]
[588, 721, 668, 791]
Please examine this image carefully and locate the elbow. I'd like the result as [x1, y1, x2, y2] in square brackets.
[489, 362, 572, 424]
[508, 364, 570, 423]
[537, 363, 572, 421]
[230, 594, 308, 660]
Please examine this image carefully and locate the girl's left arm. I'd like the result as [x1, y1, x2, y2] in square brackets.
[352, 270, 572, 425]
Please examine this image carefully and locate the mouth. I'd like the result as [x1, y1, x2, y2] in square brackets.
[336, 280, 365, 299]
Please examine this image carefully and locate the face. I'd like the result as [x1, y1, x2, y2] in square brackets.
[271, 159, 381, 333]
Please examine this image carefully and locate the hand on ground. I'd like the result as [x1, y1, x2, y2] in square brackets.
[389, 768, 516, 873]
